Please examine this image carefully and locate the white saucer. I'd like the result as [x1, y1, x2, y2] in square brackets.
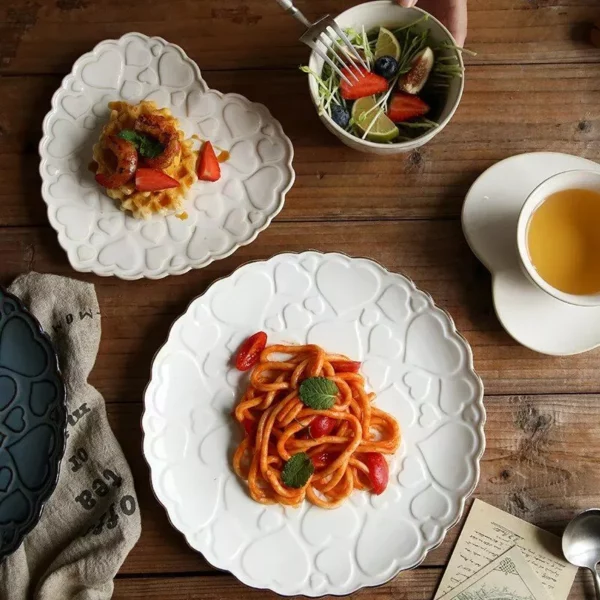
[462, 152, 600, 356]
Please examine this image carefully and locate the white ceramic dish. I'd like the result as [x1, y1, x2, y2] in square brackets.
[307, 1, 464, 155]
[142, 251, 484, 597]
[39, 33, 294, 280]
[517, 169, 600, 307]
[463, 152, 600, 355]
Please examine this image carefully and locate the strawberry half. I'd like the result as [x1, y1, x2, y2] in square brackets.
[135, 168, 179, 192]
[340, 66, 388, 100]
[387, 93, 430, 123]
[197, 141, 221, 182]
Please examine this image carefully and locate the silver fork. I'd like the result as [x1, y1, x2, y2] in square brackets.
[276, 0, 368, 84]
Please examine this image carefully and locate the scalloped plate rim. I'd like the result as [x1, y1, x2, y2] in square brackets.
[141, 250, 486, 596]
[38, 32, 295, 280]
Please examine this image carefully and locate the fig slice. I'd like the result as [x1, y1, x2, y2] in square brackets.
[398, 47, 435, 95]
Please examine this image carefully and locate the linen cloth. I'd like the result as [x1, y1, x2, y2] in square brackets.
[0, 273, 140, 600]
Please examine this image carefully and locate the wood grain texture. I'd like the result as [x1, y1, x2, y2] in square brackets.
[112, 569, 593, 599]
[2, 63, 600, 227]
[112, 569, 442, 600]
[1, 0, 600, 74]
[3, 223, 600, 399]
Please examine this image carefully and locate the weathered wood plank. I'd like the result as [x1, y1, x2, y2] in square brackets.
[1, 223, 600, 399]
[112, 568, 592, 599]
[112, 569, 442, 599]
[1, 0, 600, 74]
[1, 64, 600, 227]
[112, 390, 600, 575]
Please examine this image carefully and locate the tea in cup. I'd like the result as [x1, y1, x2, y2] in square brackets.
[517, 170, 600, 306]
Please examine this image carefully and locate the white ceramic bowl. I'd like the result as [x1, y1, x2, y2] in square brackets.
[307, 1, 464, 155]
[516, 169, 600, 307]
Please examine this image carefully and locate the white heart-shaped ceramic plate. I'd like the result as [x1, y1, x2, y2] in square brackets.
[39, 33, 294, 279]
[142, 252, 485, 597]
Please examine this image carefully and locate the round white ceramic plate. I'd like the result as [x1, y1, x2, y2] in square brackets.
[462, 152, 600, 355]
[39, 33, 294, 280]
[142, 252, 485, 597]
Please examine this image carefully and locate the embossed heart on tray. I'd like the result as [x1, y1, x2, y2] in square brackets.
[406, 312, 464, 375]
[211, 272, 272, 328]
[40, 32, 295, 280]
[0, 377, 17, 412]
[316, 259, 380, 315]
[80, 50, 123, 89]
[418, 422, 479, 491]
[0, 318, 48, 378]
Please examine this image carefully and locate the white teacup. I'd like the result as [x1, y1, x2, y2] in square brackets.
[516, 169, 600, 307]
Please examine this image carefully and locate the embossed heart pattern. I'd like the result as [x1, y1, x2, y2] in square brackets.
[143, 252, 485, 596]
[0, 289, 66, 561]
[40, 33, 295, 279]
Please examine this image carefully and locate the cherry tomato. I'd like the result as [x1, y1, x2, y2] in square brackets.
[334, 361, 362, 373]
[311, 451, 335, 469]
[308, 415, 336, 439]
[363, 452, 389, 495]
[235, 331, 267, 371]
[241, 418, 256, 436]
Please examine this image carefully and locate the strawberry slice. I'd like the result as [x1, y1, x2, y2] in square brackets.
[197, 141, 221, 182]
[135, 168, 179, 192]
[340, 66, 388, 100]
[334, 361, 361, 373]
[387, 93, 430, 123]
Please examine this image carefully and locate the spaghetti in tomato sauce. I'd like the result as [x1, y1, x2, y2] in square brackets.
[232, 336, 400, 509]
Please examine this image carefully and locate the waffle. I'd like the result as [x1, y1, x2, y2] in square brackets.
[92, 101, 196, 219]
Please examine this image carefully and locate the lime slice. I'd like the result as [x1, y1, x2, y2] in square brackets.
[374, 27, 401, 61]
[352, 96, 399, 143]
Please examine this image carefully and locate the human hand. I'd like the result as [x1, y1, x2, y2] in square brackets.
[396, 0, 467, 47]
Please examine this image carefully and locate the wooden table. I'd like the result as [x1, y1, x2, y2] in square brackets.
[2, 1, 600, 597]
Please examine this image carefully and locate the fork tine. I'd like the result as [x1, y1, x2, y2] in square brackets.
[328, 33, 364, 77]
[319, 34, 360, 81]
[306, 41, 353, 85]
[329, 22, 369, 70]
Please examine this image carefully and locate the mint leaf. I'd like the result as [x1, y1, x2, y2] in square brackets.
[139, 136, 164, 158]
[299, 377, 338, 410]
[118, 129, 164, 159]
[282, 453, 314, 488]
[118, 129, 142, 145]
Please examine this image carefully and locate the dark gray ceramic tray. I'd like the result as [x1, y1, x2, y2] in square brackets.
[0, 288, 66, 560]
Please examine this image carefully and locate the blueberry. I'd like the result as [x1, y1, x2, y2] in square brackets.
[331, 105, 350, 129]
[374, 56, 399, 79]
